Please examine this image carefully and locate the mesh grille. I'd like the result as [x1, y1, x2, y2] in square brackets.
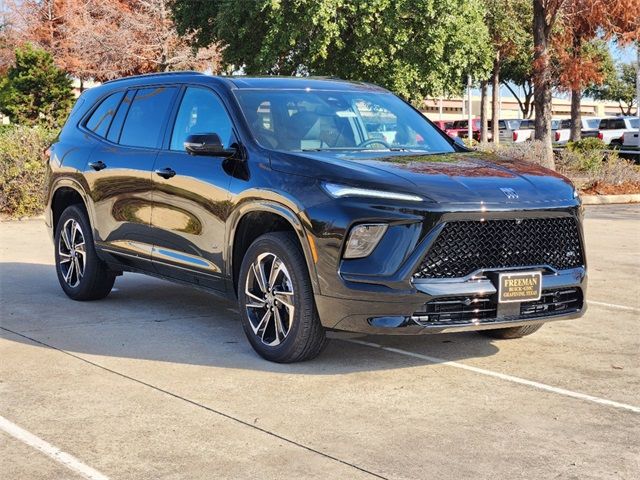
[414, 217, 584, 279]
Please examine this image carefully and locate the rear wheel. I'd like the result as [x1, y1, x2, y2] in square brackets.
[54, 205, 116, 300]
[480, 324, 543, 339]
[238, 232, 327, 363]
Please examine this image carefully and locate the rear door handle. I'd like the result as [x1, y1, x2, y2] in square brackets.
[88, 160, 106, 171]
[154, 167, 176, 179]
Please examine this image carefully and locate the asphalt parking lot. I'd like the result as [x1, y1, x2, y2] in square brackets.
[1, 205, 638, 480]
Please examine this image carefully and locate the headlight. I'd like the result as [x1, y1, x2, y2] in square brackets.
[344, 224, 387, 259]
[323, 182, 424, 202]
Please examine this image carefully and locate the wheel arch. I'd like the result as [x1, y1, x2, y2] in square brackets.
[49, 180, 94, 238]
[227, 201, 320, 297]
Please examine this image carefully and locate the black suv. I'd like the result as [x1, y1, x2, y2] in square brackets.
[46, 73, 587, 362]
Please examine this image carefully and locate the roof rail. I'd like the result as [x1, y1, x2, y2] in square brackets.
[103, 71, 204, 85]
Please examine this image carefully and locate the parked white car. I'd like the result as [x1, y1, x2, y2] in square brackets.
[553, 118, 601, 145]
[511, 119, 535, 143]
[622, 129, 639, 150]
[597, 117, 640, 147]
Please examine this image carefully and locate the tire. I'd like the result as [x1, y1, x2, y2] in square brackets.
[54, 205, 116, 301]
[238, 231, 327, 363]
[480, 323, 543, 339]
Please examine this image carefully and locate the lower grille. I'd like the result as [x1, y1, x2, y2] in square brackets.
[412, 287, 582, 326]
[412, 296, 497, 325]
[414, 217, 584, 279]
[520, 288, 583, 318]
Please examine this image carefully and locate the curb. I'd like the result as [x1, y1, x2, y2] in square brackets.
[581, 194, 640, 205]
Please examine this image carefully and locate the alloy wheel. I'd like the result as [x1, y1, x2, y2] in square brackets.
[58, 218, 86, 288]
[244, 252, 295, 346]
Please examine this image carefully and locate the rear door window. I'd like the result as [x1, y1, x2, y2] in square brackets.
[85, 91, 125, 138]
[119, 87, 178, 148]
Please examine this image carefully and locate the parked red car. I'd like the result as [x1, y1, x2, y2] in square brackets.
[432, 120, 454, 132]
[446, 118, 481, 138]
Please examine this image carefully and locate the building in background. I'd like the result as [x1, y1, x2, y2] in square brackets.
[421, 95, 637, 121]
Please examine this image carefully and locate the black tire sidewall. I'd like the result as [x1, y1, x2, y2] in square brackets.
[54, 205, 109, 300]
[238, 232, 320, 362]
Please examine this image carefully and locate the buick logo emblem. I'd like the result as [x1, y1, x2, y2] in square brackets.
[500, 187, 519, 199]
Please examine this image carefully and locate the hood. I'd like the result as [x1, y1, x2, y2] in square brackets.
[270, 150, 577, 205]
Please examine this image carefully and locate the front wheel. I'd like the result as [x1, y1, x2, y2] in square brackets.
[54, 205, 116, 300]
[238, 232, 327, 363]
[479, 323, 543, 339]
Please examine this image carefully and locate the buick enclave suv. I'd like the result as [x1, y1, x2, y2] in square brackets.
[46, 73, 587, 362]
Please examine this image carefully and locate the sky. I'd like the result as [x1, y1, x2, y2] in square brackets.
[612, 43, 637, 63]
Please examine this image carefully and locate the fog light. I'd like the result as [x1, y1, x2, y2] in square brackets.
[344, 223, 387, 259]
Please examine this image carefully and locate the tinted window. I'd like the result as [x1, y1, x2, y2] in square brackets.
[613, 119, 626, 129]
[599, 119, 610, 129]
[119, 87, 177, 148]
[560, 119, 572, 129]
[107, 90, 134, 143]
[86, 91, 124, 138]
[170, 87, 234, 151]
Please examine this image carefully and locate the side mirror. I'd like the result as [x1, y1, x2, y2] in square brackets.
[184, 133, 236, 157]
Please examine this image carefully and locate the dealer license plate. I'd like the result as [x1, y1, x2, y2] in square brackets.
[498, 271, 542, 303]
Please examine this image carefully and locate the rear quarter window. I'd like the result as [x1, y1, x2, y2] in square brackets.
[85, 91, 125, 138]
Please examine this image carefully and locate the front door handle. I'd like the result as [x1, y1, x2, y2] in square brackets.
[88, 160, 106, 171]
[154, 167, 176, 179]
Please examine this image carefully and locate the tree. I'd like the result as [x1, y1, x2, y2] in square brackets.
[499, 1, 535, 120]
[586, 61, 638, 115]
[171, 0, 493, 102]
[483, 0, 531, 144]
[3, 0, 222, 83]
[0, 44, 73, 127]
[554, 0, 638, 141]
[532, 0, 566, 169]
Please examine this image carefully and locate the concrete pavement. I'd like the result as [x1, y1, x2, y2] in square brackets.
[1, 205, 638, 479]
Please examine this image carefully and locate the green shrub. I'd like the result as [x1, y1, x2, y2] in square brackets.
[558, 138, 607, 174]
[566, 137, 606, 153]
[0, 125, 56, 218]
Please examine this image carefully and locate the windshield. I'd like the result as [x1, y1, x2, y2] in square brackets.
[629, 118, 639, 129]
[234, 90, 454, 153]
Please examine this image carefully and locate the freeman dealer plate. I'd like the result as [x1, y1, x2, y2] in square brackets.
[498, 271, 542, 303]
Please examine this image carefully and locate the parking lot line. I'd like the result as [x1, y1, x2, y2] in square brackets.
[0, 327, 388, 479]
[345, 339, 640, 414]
[588, 300, 640, 313]
[0, 415, 109, 480]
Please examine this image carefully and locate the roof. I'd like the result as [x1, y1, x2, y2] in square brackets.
[224, 76, 387, 92]
[97, 72, 388, 94]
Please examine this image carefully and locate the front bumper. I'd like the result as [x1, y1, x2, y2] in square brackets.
[316, 266, 586, 335]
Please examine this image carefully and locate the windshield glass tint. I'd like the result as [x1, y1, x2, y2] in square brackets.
[234, 90, 454, 153]
[629, 118, 639, 129]
[585, 119, 600, 129]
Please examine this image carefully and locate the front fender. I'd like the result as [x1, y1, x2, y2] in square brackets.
[225, 197, 321, 295]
